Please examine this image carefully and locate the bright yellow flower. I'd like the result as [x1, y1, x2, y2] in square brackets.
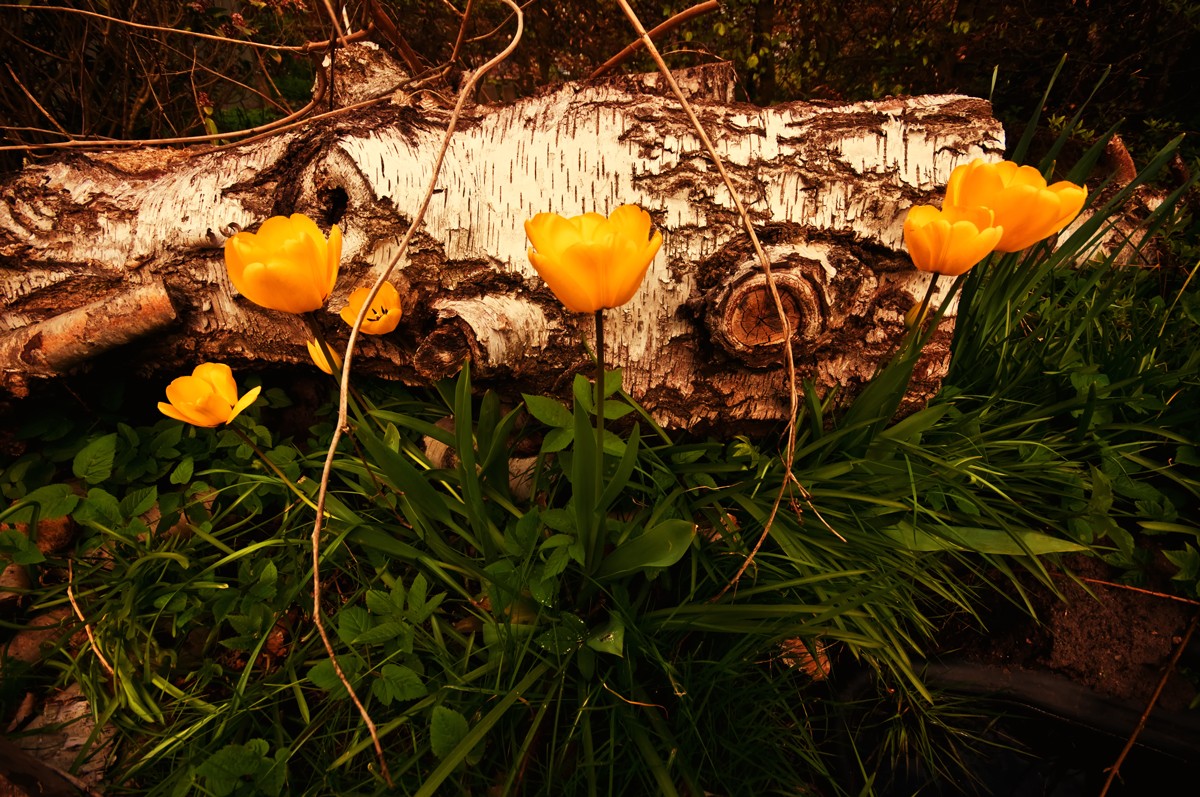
[903, 204, 1003, 276]
[306, 338, 342, 374]
[339, 281, 402, 335]
[525, 204, 663, 313]
[944, 159, 1087, 253]
[224, 213, 342, 314]
[157, 363, 261, 427]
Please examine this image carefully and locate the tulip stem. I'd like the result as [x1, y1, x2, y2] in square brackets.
[911, 274, 941, 346]
[231, 426, 318, 511]
[593, 309, 606, 569]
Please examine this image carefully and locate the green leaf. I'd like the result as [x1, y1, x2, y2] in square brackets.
[585, 615, 625, 657]
[14, 484, 78, 520]
[523, 395, 573, 428]
[535, 622, 586, 655]
[594, 519, 696, 580]
[407, 573, 429, 620]
[371, 663, 427, 705]
[365, 589, 398, 616]
[883, 522, 1088, 555]
[336, 607, 372, 646]
[597, 423, 640, 514]
[306, 660, 351, 698]
[72, 433, 117, 485]
[196, 741, 266, 797]
[0, 528, 45, 565]
[73, 488, 122, 530]
[541, 427, 574, 453]
[353, 620, 413, 648]
[601, 399, 635, 421]
[430, 706, 470, 760]
[603, 368, 623, 398]
[120, 486, 158, 519]
[169, 456, 194, 485]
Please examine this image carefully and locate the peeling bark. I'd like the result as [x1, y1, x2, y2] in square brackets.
[0, 50, 1004, 428]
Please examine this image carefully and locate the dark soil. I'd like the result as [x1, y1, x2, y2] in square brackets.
[914, 553, 1200, 795]
[959, 554, 1198, 712]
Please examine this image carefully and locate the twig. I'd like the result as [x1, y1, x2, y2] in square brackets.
[1081, 577, 1200, 606]
[66, 561, 115, 678]
[449, 0, 476, 65]
[307, 1, 525, 785]
[0, 65, 334, 152]
[0, 3, 369, 53]
[1100, 610, 1199, 796]
[610, 0, 805, 599]
[589, 1, 720, 79]
[4, 63, 71, 136]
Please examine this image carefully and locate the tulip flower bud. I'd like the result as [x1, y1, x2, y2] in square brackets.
[158, 363, 261, 427]
[224, 213, 342, 314]
[944, 159, 1087, 253]
[903, 204, 1003, 276]
[339, 282, 403, 335]
[524, 205, 662, 313]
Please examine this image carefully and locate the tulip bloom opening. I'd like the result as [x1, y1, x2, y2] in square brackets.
[158, 363, 261, 427]
[524, 205, 662, 313]
[224, 213, 342, 314]
[306, 338, 342, 375]
[339, 281, 402, 335]
[944, 159, 1087, 253]
[903, 204, 1004, 277]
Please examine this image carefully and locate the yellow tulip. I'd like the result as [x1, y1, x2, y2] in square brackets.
[903, 204, 1003, 277]
[306, 338, 342, 374]
[224, 213, 342, 314]
[525, 204, 663, 313]
[944, 159, 1087, 253]
[157, 363, 261, 427]
[339, 281, 402, 335]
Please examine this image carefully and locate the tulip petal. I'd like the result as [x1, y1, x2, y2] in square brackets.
[239, 259, 329, 313]
[164, 376, 228, 427]
[307, 338, 339, 374]
[158, 402, 194, 424]
[529, 248, 601, 313]
[223, 214, 340, 313]
[526, 206, 660, 312]
[608, 205, 654, 244]
[192, 363, 238, 406]
[525, 213, 580, 261]
[227, 385, 262, 424]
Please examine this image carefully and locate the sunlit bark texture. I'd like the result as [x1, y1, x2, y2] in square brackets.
[0, 52, 1003, 428]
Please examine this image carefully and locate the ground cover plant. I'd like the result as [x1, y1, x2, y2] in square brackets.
[3, 4, 1200, 797]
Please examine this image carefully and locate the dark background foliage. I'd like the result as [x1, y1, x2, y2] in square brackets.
[2, 0, 1198, 173]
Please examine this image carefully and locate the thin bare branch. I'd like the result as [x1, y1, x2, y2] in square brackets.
[1100, 610, 1199, 795]
[611, 0, 809, 599]
[0, 3, 369, 53]
[449, 0, 477, 65]
[67, 561, 115, 678]
[590, 1, 720, 79]
[4, 63, 71, 136]
[306, 0, 526, 784]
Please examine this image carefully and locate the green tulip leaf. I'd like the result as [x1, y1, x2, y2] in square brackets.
[594, 519, 696, 580]
[883, 521, 1088, 555]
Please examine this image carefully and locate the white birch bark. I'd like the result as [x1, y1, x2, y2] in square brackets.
[0, 52, 1003, 427]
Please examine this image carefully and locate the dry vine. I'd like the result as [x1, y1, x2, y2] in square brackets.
[306, 0, 525, 784]
[611, 0, 830, 600]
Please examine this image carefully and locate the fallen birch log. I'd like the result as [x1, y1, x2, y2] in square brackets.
[0, 51, 1003, 428]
